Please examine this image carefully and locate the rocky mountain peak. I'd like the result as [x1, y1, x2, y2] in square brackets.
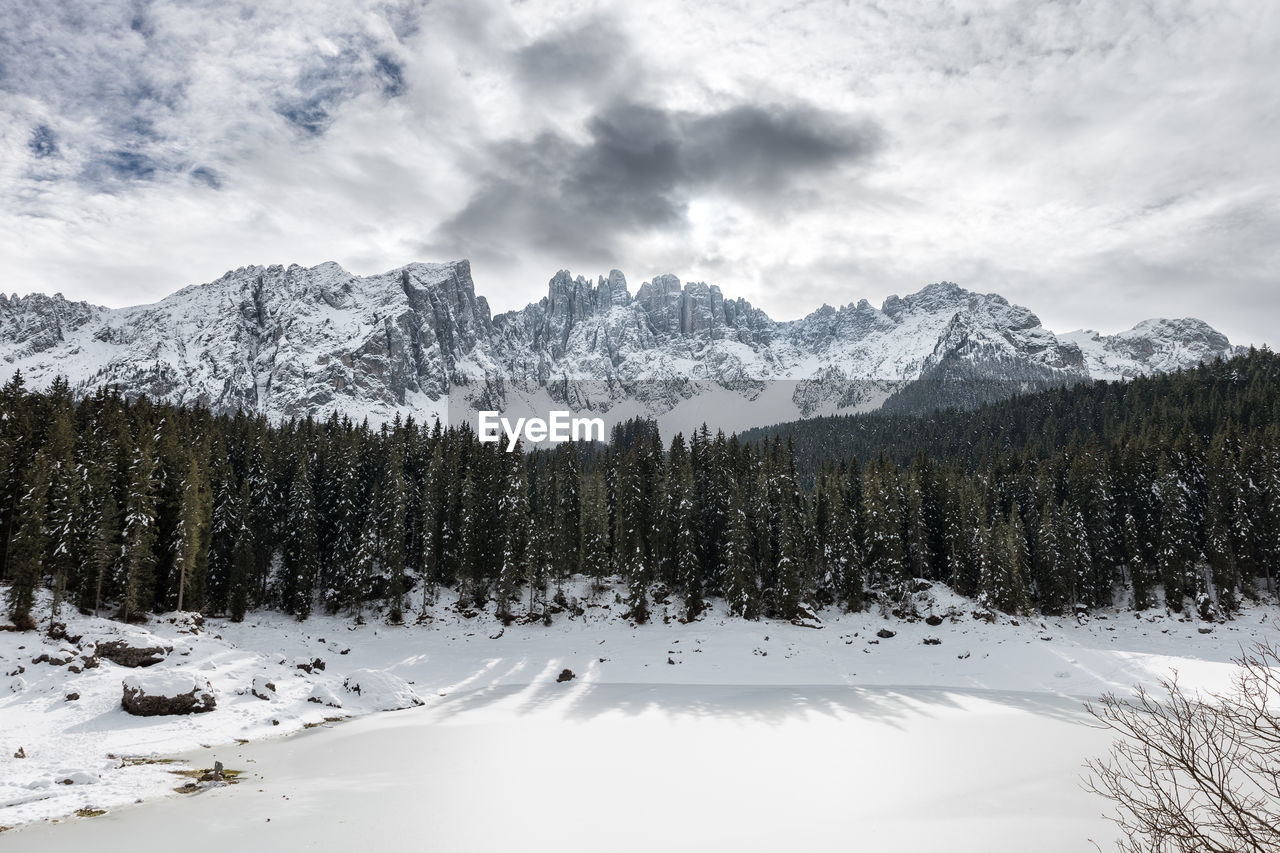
[0, 261, 1244, 428]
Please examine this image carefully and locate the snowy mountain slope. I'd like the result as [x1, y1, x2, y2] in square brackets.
[1060, 318, 1239, 381]
[0, 262, 1244, 427]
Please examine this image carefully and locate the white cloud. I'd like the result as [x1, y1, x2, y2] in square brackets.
[0, 0, 1276, 345]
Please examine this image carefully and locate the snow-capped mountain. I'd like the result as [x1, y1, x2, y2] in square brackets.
[0, 260, 1245, 432]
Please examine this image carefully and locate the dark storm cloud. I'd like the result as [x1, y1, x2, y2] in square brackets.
[514, 17, 631, 94]
[434, 99, 882, 258]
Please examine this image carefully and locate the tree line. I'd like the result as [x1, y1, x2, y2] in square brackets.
[740, 347, 1280, 478]
[1, 349, 1278, 631]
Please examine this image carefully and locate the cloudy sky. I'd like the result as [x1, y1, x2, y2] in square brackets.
[1, 0, 1276, 344]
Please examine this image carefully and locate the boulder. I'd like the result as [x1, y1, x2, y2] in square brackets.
[158, 611, 204, 634]
[251, 676, 276, 701]
[341, 669, 422, 711]
[121, 672, 216, 716]
[96, 633, 172, 668]
[32, 646, 79, 666]
[876, 628, 896, 639]
[556, 668, 575, 683]
[306, 685, 343, 708]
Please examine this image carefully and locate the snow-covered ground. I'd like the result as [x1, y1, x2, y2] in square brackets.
[2, 583, 1276, 850]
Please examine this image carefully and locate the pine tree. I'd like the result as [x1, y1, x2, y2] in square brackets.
[666, 435, 702, 617]
[379, 445, 409, 624]
[579, 469, 610, 592]
[614, 449, 649, 621]
[228, 478, 254, 622]
[1004, 506, 1033, 615]
[1035, 502, 1067, 614]
[457, 468, 481, 610]
[1156, 456, 1197, 611]
[7, 451, 51, 629]
[947, 479, 984, 599]
[984, 516, 1011, 615]
[43, 400, 80, 632]
[526, 462, 553, 616]
[0, 370, 32, 585]
[322, 438, 360, 613]
[418, 438, 444, 616]
[551, 445, 582, 594]
[862, 456, 907, 597]
[245, 439, 277, 606]
[282, 454, 319, 619]
[495, 445, 530, 620]
[171, 451, 210, 613]
[722, 481, 759, 619]
[1123, 512, 1152, 610]
[118, 438, 159, 623]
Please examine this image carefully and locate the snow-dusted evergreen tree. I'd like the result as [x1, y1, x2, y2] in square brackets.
[722, 481, 759, 619]
[118, 433, 159, 623]
[551, 445, 581, 593]
[282, 453, 319, 619]
[1005, 506, 1033, 615]
[171, 450, 211, 613]
[1066, 505, 1094, 609]
[350, 509, 378, 623]
[1241, 437, 1275, 598]
[809, 466, 862, 612]
[377, 438, 409, 624]
[979, 509, 1030, 616]
[321, 434, 360, 613]
[614, 449, 649, 622]
[1262, 441, 1280, 598]
[204, 440, 236, 613]
[0, 371, 31, 585]
[245, 439, 278, 606]
[42, 389, 81, 631]
[152, 415, 185, 612]
[946, 478, 983, 599]
[455, 468, 480, 609]
[1067, 447, 1117, 604]
[579, 468, 610, 592]
[526, 462, 553, 616]
[1156, 454, 1198, 611]
[495, 443, 529, 620]
[768, 439, 806, 620]
[1122, 512, 1152, 610]
[418, 435, 444, 615]
[1035, 502, 1066, 613]
[228, 477, 254, 622]
[7, 451, 50, 629]
[665, 433, 701, 616]
[862, 455, 907, 597]
[905, 451, 944, 581]
[691, 424, 730, 594]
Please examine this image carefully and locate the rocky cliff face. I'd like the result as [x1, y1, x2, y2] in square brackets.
[0, 261, 1245, 430]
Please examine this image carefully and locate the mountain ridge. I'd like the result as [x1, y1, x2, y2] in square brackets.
[0, 259, 1246, 429]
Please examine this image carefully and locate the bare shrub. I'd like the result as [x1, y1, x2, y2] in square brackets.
[1085, 641, 1280, 852]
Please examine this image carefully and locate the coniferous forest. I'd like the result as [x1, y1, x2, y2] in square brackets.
[1, 348, 1279, 632]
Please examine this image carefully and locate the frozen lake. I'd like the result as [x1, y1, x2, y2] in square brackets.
[4, 681, 1118, 852]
